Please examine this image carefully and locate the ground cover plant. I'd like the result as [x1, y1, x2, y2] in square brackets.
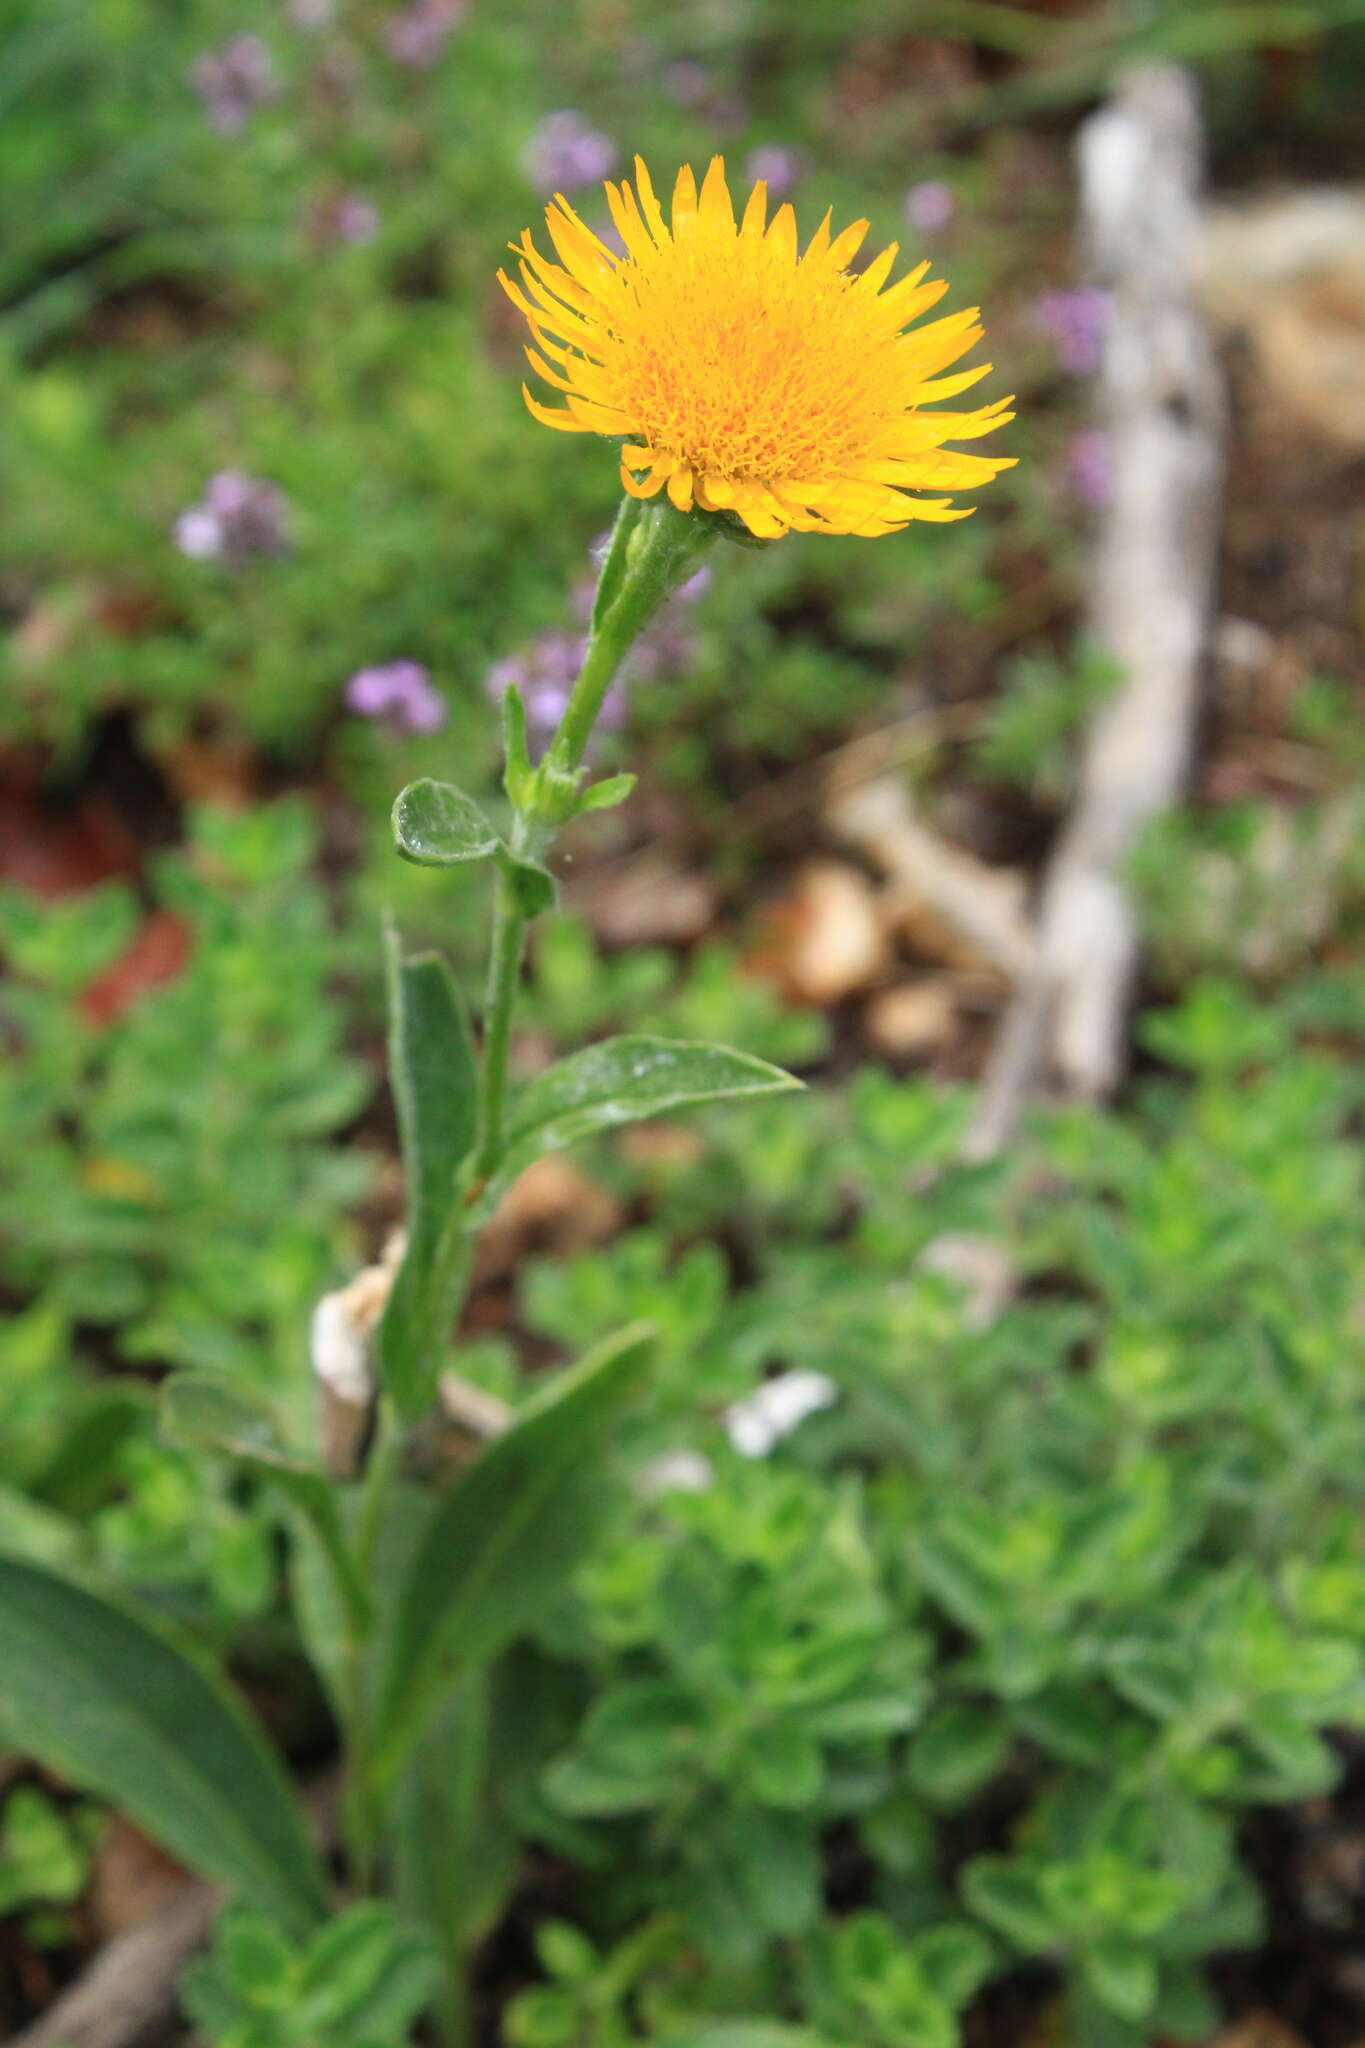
[2, 3, 1364, 2046]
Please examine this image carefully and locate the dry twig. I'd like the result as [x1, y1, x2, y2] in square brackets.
[968, 61, 1225, 1157]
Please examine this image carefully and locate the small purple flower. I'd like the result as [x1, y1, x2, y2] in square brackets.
[744, 145, 800, 199]
[662, 59, 709, 108]
[286, 0, 334, 25]
[1034, 286, 1111, 377]
[382, 0, 461, 67]
[189, 35, 279, 135]
[904, 178, 956, 235]
[174, 470, 290, 566]
[523, 111, 618, 197]
[1066, 427, 1113, 508]
[344, 660, 447, 734]
[322, 191, 381, 245]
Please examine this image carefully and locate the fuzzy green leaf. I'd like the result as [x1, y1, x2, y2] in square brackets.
[392, 780, 501, 867]
[501, 1035, 800, 1183]
[379, 932, 479, 1413]
[371, 1325, 652, 1777]
[0, 1554, 327, 1936]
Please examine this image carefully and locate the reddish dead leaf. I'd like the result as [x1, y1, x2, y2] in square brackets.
[0, 782, 138, 898]
[80, 910, 192, 1026]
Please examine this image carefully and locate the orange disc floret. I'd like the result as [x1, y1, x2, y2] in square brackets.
[498, 155, 1015, 541]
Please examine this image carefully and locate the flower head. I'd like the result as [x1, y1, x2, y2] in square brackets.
[500, 155, 1014, 540]
[189, 35, 279, 135]
[344, 660, 447, 733]
[1034, 286, 1110, 377]
[524, 111, 618, 197]
[173, 470, 290, 564]
[904, 178, 956, 235]
[382, 0, 461, 67]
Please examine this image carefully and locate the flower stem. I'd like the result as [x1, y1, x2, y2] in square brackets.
[471, 854, 531, 1184]
[471, 499, 716, 1186]
[545, 498, 716, 778]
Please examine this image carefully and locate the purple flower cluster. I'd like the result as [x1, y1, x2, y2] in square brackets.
[382, 0, 462, 68]
[189, 35, 280, 135]
[173, 471, 290, 565]
[1034, 286, 1111, 377]
[743, 145, 800, 199]
[903, 178, 956, 235]
[315, 190, 381, 246]
[1066, 427, 1114, 508]
[344, 660, 447, 734]
[484, 555, 712, 750]
[523, 111, 618, 197]
[485, 633, 612, 746]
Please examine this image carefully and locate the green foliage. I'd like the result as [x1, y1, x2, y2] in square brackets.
[0, 799, 372, 1612]
[972, 643, 1120, 798]
[0, 1554, 328, 1937]
[498, 976, 1364, 2037]
[371, 1326, 655, 1778]
[0, 1786, 102, 1945]
[180, 1900, 438, 2048]
[379, 933, 480, 1413]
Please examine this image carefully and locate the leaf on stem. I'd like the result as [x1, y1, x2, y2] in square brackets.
[392, 780, 501, 867]
[160, 1374, 370, 1634]
[380, 931, 480, 1414]
[499, 1034, 800, 1184]
[370, 1324, 652, 1778]
[0, 1553, 328, 1936]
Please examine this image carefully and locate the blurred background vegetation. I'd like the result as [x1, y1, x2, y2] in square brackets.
[1, 1, 1364, 2044]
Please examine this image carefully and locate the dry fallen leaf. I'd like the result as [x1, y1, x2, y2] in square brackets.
[862, 977, 958, 1060]
[750, 858, 889, 1007]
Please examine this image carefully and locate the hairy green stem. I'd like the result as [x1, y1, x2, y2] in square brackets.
[546, 497, 717, 778]
[471, 856, 531, 1184]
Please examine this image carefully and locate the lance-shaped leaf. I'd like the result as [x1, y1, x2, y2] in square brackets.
[379, 930, 479, 1414]
[499, 1035, 799, 1184]
[370, 1324, 652, 1779]
[0, 1554, 328, 1936]
[392, 780, 501, 868]
[161, 1374, 369, 1635]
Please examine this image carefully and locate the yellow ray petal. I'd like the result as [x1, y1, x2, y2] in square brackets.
[521, 385, 595, 432]
[766, 202, 797, 265]
[605, 181, 654, 265]
[699, 156, 735, 231]
[620, 462, 665, 497]
[741, 181, 768, 239]
[672, 163, 699, 231]
[632, 156, 670, 244]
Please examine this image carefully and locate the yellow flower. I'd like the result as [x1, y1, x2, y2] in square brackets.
[499, 155, 1015, 541]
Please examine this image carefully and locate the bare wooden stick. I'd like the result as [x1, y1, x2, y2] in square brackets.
[829, 776, 1036, 980]
[5, 1881, 218, 2048]
[966, 60, 1225, 1158]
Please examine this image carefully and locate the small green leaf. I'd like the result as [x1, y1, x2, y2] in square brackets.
[499, 848, 557, 919]
[1082, 1940, 1159, 2022]
[962, 1857, 1056, 1955]
[741, 1723, 823, 1810]
[0, 1554, 327, 1936]
[501, 1035, 799, 1182]
[575, 772, 637, 816]
[160, 1374, 370, 1635]
[372, 1325, 652, 1778]
[908, 1702, 1010, 1808]
[392, 780, 501, 867]
[379, 931, 479, 1414]
[502, 684, 534, 808]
